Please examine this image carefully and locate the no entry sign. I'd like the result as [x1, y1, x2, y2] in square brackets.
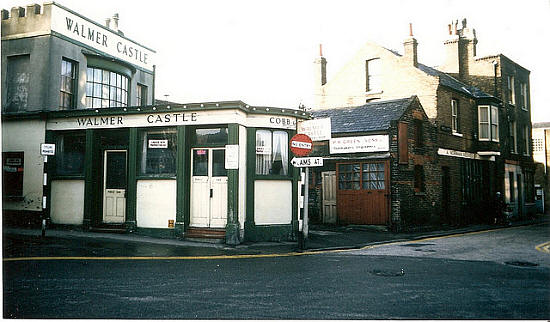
[290, 133, 313, 157]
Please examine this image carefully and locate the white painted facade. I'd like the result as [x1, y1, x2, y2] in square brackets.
[254, 180, 292, 225]
[136, 180, 177, 229]
[50, 180, 84, 224]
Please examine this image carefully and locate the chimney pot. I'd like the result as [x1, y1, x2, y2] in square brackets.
[409, 23, 413, 37]
[319, 44, 323, 57]
[105, 18, 111, 28]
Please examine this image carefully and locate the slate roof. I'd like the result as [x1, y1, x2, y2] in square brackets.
[417, 63, 494, 99]
[311, 96, 415, 134]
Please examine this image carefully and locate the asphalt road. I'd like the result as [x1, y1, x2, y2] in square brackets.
[3, 223, 550, 319]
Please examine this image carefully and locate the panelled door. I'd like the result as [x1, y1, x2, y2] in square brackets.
[321, 171, 337, 224]
[336, 161, 389, 225]
[103, 150, 127, 224]
[190, 148, 228, 228]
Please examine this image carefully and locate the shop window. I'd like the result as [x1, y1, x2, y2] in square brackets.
[137, 84, 147, 106]
[366, 58, 381, 92]
[256, 130, 288, 176]
[60, 58, 77, 109]
[86, 67, 128, 108]
[2, 152, 24, 198]
[451, 99, 459, 133]
[478, 105, 499, 142]
[140, 129, 177, 175]
[55, 132, 85, 176]
[414, 165, 425, 193]
[338, 163, 360, 190]
[338, 162, 385, 190]
[194, 128, 228, 145]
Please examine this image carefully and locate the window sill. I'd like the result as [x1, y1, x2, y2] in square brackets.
[136, 175, 176, 180]
[452, 132, 463, 137]
[365, 90, 383, 95]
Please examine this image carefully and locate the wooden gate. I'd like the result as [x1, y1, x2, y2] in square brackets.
[336, 161, 389, 225]
[321, 171, 337, 224]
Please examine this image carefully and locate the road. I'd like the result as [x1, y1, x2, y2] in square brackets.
[3, 223, 550, 319]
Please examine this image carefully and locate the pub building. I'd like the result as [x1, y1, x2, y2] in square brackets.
[1, 2, 309, 243]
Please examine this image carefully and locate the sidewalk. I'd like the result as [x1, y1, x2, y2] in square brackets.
[3, 215, 548, 257]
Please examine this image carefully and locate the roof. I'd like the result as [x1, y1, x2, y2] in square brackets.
[311, 96, 416, 134]
[533, 122, 550, 129]
[417, 63, 494, 99]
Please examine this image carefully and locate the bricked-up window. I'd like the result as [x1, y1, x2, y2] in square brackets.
[256, 130, 288, 176]
[414, 165, 424, 193]
[478, 105, 499, 142]
[509, 172, 515, 202]
[398, 122, 408, 164]
[55, 132, 86, 176]
[137, 84, 147, 106]
[521, 83, 528, 110]
[510, 121, 517, 153]
[5, 54, 30, 112]
[60, 59, 77, 109]
[366, 58, 381, 92]
[415, 119, 424, 147]
[86, 67, 128, 108]
[524, 125, 530, 156]
[507, 75, 515, 105]
[451, 99, 459, 133]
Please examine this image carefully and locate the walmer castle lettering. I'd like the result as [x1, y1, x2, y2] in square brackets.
[77, 116, 123, 127]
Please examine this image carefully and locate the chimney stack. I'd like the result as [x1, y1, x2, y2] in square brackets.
[105, 17, 111, 29]
[439, 18, 477, 81]
[111, 13, 119, 31]
[403, 23, 418, 67]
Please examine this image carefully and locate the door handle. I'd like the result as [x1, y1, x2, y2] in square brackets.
[210, 188, 213, 198]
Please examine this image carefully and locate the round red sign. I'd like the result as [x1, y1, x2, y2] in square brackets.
[290, 134, 313, 157]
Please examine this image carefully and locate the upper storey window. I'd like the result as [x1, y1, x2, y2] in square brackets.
[60, 59, 77, 110]
[366, 58, 381, 92]
[478, 105, 499, 142]
[451, 99, 459, 133]
[86, 67, 128, 108]
[507, 75, 515, 105]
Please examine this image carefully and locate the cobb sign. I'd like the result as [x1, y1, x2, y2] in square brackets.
[290, 134, 313, 157]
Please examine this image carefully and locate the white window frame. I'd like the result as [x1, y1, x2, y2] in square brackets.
[507, 75, 515, 105]
[520, 83, 528, 111]
[451, 99, 459, 133]
[510, 121, 517, 154]
[366, 58, 381, 93]
[478, 105, 499, 142]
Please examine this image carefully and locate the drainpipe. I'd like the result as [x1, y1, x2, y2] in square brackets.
[152, 65, 156, 104]
[492, 60, 498, 97]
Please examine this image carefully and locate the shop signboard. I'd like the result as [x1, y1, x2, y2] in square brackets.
[329, 135, 389, 154]
[297, 118, 331, 141]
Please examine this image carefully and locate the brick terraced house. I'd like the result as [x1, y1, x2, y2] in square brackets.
[309, 19, 536, 229]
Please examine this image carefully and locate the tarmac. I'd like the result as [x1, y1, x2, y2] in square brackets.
[3, 214, 548, 257]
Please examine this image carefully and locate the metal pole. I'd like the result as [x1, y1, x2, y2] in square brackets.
[304, 167, 309, 240]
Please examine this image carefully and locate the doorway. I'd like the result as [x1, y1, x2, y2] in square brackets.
[102, 150, 127, 224]
[190, 148, 227, 228]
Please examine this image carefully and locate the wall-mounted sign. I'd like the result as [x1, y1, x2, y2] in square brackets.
[148, 139, 168, 148]
[50, 4, 155, 71]
[330, 135, 389, 154]
[5, 158, 22, 166]
[298, 118, 331, 141]
[40, 143, 56, 156]
[225, 145, 239, 170]
[290, 134, 313, 157]
[291, 157, 323, 168]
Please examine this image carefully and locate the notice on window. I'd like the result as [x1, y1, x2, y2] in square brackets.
[225, 145, 239, 170]
[148, 139, 168, 149]
[256, 146, 271, 155]
[40, 143, 56, 156]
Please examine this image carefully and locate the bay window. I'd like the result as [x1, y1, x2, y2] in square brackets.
[86, 67, 129, 108]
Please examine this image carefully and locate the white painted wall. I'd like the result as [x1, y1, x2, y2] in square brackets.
[2, 119, 46, 212]
[136, 179, 176, 228]
[254, 180, 292, 225]
[50, 180, 85, 224]
[238, 125, 247, 230]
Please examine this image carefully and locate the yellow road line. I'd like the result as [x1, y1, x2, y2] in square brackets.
[2, 225, 534, 262]
[535, 241, 550, 254]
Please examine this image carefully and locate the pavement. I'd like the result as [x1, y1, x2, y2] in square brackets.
[3, 214, 548, 257]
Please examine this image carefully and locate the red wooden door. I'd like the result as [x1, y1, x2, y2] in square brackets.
[336, 161, 389, 225]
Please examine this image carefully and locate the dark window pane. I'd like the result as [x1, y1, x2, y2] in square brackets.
[105, 151, 127, 189]
[194, 128, 228, 145]
[193, 149, 209, 176]
[212, 149, 227, 177]
[56, 133, 85, 175]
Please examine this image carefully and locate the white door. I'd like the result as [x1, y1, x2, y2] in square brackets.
[103, 150, 127, 224]
[322, 171, 337, 224]
[190, 148, 228, 228]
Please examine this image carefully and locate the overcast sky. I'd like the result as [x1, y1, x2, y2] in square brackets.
[4, 0, 550, 122]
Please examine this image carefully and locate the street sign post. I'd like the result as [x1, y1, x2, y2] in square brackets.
[289, 133, 314, 250]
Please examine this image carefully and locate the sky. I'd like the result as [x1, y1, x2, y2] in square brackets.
[3, 0, 550, 122]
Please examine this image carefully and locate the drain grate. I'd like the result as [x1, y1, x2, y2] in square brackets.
[505, 261, 539, 267]
[370, 269, 405, 277]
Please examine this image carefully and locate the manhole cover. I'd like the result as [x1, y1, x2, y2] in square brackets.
[400, 243, 435, 247]
[370, 269, 404, 277]
[505, 261, 539, 267]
